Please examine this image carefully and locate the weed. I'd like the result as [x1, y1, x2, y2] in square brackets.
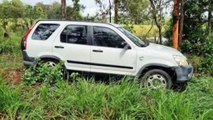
[23, 62, 64, 85]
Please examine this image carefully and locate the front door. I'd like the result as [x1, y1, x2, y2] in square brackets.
[90, 26, 137, 75]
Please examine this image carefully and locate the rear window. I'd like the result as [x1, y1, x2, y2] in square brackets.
[32, 24, 59, 40]
[60, 25, 87, 45]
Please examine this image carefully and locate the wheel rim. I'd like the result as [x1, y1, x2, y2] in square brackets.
[145, 74, 167, 89]
[45, 61, 56, 68]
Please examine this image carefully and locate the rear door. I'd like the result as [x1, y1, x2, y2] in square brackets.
[27, 23, 60, 57]
[90, 26, 137, 75]
[52, 24, 91, 72]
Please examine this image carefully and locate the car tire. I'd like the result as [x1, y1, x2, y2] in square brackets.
[140, 69, 172, 89]
[172, 82, 188, 92]
[39, 59, 69, 80]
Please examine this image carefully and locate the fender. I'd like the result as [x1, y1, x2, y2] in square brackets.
[39, 55, 61, 61]
[32, 55, 62, 66]
[135, 63, 172, 79]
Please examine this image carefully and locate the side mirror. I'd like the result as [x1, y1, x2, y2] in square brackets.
[121, 41, 131, 50]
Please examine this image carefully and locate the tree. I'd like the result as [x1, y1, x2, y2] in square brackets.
[0, 0, 25, 36]
[61, 0, 67, 19]
[94, 0, 110, 22]
[0, 1, 12, 31]
[181, 0, 213, 55]
[95, 0, 149, 24]
[207, 0, 213, 35]
[48, 2, 62, 19]
[23, 4, 47, 29]
[114, 0, 119, 23]
[149, 0, 173, 44]
[68, 0, 85, 20]
[115, 0, 149, 24]
[109, 0, 112, 23]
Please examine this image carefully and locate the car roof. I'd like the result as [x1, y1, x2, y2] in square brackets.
[37, 19, 121, 28]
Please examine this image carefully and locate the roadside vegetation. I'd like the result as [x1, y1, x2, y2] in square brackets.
[0, 66, 213, 119]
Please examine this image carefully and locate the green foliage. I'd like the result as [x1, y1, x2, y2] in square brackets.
[187, 77, 213, 119]
[133, 25, 164, 38]
[201, 36, 213, 55]
[0, 0, 25, 21]
[0, 54, 22, 71]
[187, 36, 213, 76]
[23, 63, 64, 85]
[146, 90, 194, 120]
[181, 0, 213, 55]
[24, 5, 47, 20]
[1, 75, 213, 119]
[119, 0, 149, 24]
[199, 54, 213, 76]
[0, 77, 23, 119]
[162, 0, 213, 76]
[0, 34, 21, 54]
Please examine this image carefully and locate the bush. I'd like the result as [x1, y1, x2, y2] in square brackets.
[188, 55, 204, 76]
[192, 36, 213, 76]
[23, 62, 64, 85]
[199, 54, 213, 76]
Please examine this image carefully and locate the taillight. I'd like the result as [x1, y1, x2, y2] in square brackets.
[23, 29, 32, 50]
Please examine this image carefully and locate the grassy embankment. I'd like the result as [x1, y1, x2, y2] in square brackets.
[0, 74, 213, 119]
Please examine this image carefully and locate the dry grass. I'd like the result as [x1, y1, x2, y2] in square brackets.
[132, 25, 166, 38]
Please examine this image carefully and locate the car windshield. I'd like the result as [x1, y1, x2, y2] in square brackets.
[118, 27, 148, 47]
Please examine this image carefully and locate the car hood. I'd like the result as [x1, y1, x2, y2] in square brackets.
[145, 43, 184, 57]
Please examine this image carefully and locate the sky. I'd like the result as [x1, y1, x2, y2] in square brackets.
[0, 0, 109, 16]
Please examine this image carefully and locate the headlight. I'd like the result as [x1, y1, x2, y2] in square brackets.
[173, 55, 188, 67]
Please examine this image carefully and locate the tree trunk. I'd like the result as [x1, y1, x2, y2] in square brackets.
[61, 0, 67, 20]
[179, 0, 185, 49]
[158, 26, 162, 44]
[149, 0, 163, 44]
[109, 0, 112, 23]
[114, 0, 119, 23]
[208, 1, 212, 35]
[173, 0, 180, 49]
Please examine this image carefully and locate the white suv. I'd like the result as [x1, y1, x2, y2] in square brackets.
[21, 20, 193, 89]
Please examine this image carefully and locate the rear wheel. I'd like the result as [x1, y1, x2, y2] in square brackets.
[39, 59, 69, 80]
[140, 69, 172, 89]
[44, 60, 58, 67]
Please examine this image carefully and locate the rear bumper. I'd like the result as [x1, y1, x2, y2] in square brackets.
[175, 65, 193, 82]
[22, 51, 35, 67]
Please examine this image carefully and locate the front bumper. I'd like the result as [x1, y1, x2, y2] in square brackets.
[175, 65, 193, 82]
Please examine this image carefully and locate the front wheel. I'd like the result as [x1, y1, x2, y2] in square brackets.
[140, 69, 172, 89]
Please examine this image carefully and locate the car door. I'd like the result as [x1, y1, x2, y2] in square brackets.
[52, 24, 91, 72]
[27, 23, 60, 57]
[90, 26, 137, 75]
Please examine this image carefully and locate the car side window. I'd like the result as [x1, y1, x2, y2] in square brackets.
[93, 26, 125, 48]
[32, 24, 59, 40]
[60, 25, 87, 45]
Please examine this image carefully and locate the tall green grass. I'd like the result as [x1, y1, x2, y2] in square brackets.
[0, 31, 23, 54]
[0, 77, 23, 120]
[0, 75, 213, 119]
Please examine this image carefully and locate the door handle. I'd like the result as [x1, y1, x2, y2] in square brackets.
[92, 49, 103, 53]
[55, 46, 64, 49]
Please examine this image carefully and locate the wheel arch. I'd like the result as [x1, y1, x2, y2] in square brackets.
[39, 55, 61, 62]
[136, 64, 177, 81]
[33, 55, 62, 66]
